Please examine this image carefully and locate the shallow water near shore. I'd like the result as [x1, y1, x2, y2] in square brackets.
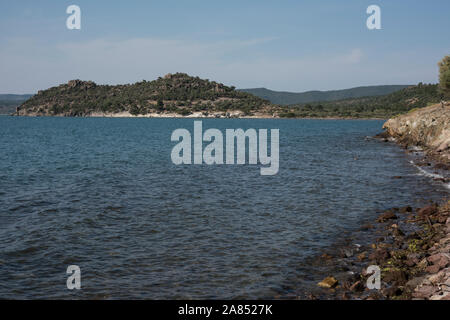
[0, 116, 448, 299]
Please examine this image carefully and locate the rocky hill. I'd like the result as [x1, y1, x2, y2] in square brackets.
[383, 101, 450, 163]
[16, 73, 278, 117]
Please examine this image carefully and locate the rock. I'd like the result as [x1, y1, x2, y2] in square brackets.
[383, 103, 450, 162]
[405, 258, 418, 267]
[384, 270, 407, 284]
[427, 253, 443, 264]
[429, 271, 446, 285]
[417, 258, 428, 270]
[321, 253, 333, 260]
[357, 252, 367, 261]
[444, 276, 450, 287]
[341, 248, 354, 258]
[406, 276, 425, 290]
[434, 163, 450, 170]
[430, 292, 450, 300]
[377, 211, 398, 222]
[382, 285, 403, 297]
[438, 256, 450, 269]
[360, 223, 374, 231]
[369, 248, 390, 263]
[413, 285, 438, 299]
[349, 280, 364, 292]
[426, 264, 441, 274]
[393, 228, 405, 237]
[405, 253, 422, 267]
[341, 292, 350, 300]
[399, 206, 413, 213]
[428, 253, 450, 269]
[318, 276, 338, 289]
[417, 204, 438, 217]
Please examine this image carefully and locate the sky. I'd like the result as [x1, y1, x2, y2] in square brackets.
[0, 0, 449, 93]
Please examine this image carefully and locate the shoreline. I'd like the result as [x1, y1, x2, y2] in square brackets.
[303, 148, 450, 300]
[10, 113, 387, 120]
[300, 103, 450, 300]
[280, 137, 450, 300]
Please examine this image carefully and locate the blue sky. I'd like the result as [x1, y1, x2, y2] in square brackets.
[1, 0, 449, 93]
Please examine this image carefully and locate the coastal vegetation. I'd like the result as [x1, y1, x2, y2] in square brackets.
[15, 73, 445, 119]
[278, 83, 443, 118]
[438, 55, 450, 98]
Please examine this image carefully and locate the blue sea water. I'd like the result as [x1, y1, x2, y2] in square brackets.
[0, 116, 448, 299]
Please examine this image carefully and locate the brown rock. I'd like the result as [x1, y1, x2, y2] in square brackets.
[349, 280, 364, 292]
[318, 276, 338, 289]
[426, 264, 441, 274]
[377, 210, 398, 222]
[399, 206, 413, 213]
[360, 223, 374, 231]
[406, 276, 425, 290]
[429, 271, 446, 285]
[437, 256, 450, 269]
[430, 292, 450, 300]
[384, 270, 407, 284]
[357, 252, 367, 261]
[413, 285, 438, 299]
[427, 254, 443, 264]
[417, 204, 438, 217]
[368, 248, 390, 263]
[382, 285, 402, 297]
[417, 258, 428, 270]
[321, 253, 333, 260]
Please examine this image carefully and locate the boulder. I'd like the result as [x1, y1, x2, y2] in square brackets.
[318, 276, 338, 289]
[377, 211, 398, 222]
[417, 204, 438, 217]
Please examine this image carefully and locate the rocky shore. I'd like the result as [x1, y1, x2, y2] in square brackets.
[382, 102, 450, 165]
[305, 102, 450, 300]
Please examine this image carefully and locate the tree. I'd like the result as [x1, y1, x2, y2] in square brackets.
[438, 55, 450, 98]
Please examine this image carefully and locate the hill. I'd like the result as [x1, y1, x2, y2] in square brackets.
[240, 85, 410, 105]
[16, 73, 277, 117]
[278, 83, 443, 118]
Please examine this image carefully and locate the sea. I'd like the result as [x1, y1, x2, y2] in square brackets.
[0, 116, 448, 299]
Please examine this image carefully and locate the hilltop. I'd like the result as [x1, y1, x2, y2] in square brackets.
[16, 73, 278, 117]
[240, 85, 410, 105]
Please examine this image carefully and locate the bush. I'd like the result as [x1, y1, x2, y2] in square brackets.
[438, 56, 450, 98]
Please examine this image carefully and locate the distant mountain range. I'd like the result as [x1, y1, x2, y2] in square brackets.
[0, 94, 33, 114]
[239, 85, 411, 105]
[0, 94, 33, 101]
